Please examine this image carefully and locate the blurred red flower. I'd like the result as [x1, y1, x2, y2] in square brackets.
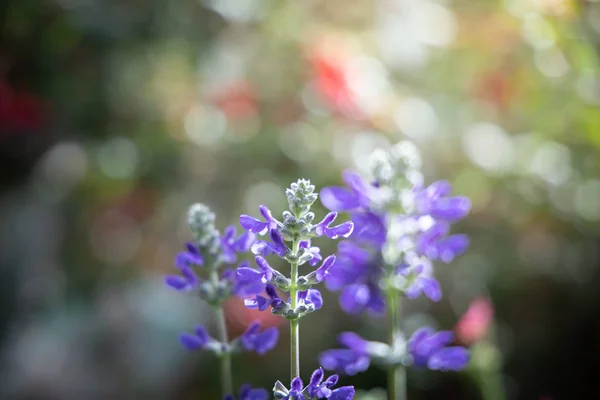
[308, 40, 363, 119]
[0, 80, 47, 134]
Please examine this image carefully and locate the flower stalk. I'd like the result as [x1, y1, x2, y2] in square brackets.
[212, 269, 234, 397]
[387, 288, 405, 400]
[290, 237, 301, 382]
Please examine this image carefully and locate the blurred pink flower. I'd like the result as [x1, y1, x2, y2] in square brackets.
[455, 297, 494, 345]
[211, 81, 257, 120]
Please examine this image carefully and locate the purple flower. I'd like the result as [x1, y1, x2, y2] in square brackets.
[299, 240, 322, 266]
[313, 212, 354, 239]
[314, 255, 336, 283]
[179, 325, 212, 350]
[320, 170, 377, 212]
[224, 384, 269, 400]
[348, 211, 386, 248]
[240, 205, 281, 235]
[408, 327, 469, 371]
[298, 288, 323, 310]
[239, 322, 279, 355]
[175, 242, 204, 268]
[235, 261, 266, 297]
[416, 221, 469, 263]
[221, 226, 256, 263]
[251, 229, 288, 258]
[276, 368, 355, 399]
[414, 181, 471, 222]
[396, 264, 442, 302]
[306, 368, 355, 400]
[244, 284, 285, 312]
[325, 241, 385, 315]
[164, 266, 199, 292]
[320, 332, 372, 376]
[255, 256, 276, 281]
[165, 243, 205, 291]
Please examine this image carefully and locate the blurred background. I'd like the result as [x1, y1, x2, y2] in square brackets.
[1, 0, 600, 399]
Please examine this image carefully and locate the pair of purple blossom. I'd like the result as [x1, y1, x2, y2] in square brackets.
[320, 328, 469, 376]
[180, 322, 278, 356]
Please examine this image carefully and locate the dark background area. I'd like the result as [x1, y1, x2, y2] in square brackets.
[1, 1, 600, 399]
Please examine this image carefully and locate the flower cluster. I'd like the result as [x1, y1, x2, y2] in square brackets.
[167, 141, 472, 399]
[165, 203, 279, 398]
[273, 368, 355, 400]
[237, 179, 353, 321]
[318, 142, 471, 377]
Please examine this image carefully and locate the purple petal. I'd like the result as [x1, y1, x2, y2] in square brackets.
[330, 386, 356, 400]
[319, 349, 370, 376]
[265, 284, 279, 300]
[338, 332, 368, 353]
[164, 275, 189, 291]
[269, 229, 287, 256]
[233, 231, 256, 252]
[180, 333, 205, 350]
[255, 327, 279, 355]
[223, 226, 236, 241]
[437, 234, 470, 263]
[349, 212, 386, 248]
[421, 277, 442, 302]
[316, 255, 336, 282]
[307, 245, 323, 267]
[240, 215, 268, 235]
[325, 221, 354, 239]
[305, 289, 323, 310]
[320, 186, 361, 212]
[428, 347, 470, 371]
[255, 256, 274, 281]
[185, 242, 201, 256]
[244, 295, 270, 311]
[425, 180, 453, 198]
[309, 368, 324, 387]
[259, 205, 278, 229]
[241, 321, 261, 339]
[337, 241, 372, 264]
[339, 284, 370, 314]
[290, 377, 303, 392]
[406, 277, 442, 302]
[342, 170, 374, 207]
[323, 375, 339, 387]
[408, 328, 434, 355]
[430, 196, 471, 221]
[314, 212, 338, 236]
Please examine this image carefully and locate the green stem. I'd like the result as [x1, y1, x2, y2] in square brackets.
[387, 288, 406, 400]
[290, 238, 300, 381]
[212, 270, 233, 397]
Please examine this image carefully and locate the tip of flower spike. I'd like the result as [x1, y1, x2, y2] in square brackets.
[286, 178, 318, 216]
